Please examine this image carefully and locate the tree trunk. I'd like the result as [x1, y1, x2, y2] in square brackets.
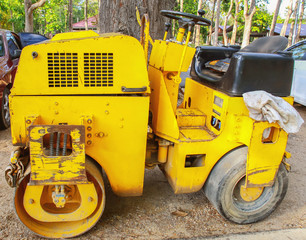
[99, 0, 175, 40]
[24, 0, 47, 32]
[10, 10, 14, 32]
[230, 0, 239, 45]
[97, 0, 101, 33]
[68, 0, 73, 31]
[195, 0, 203, 46]
[280, 0, 293, 36]
[270, 0, 282, 36]
[223, 0, 233, 46]
[85, 0, 88, 30]
[242, 0, 256, 48]
[180, 0, 184, 12]
[207, 0, 216, 45]
[296, 0, 305, 43]
[288, 0, 299, 46]
[213, 0, 221, 46]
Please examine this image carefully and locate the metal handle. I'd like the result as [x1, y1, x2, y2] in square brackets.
[121, 86, 147, 92]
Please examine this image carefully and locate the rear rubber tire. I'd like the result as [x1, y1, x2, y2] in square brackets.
[0, 87, 10, 130]
[204, 147, 288, 224]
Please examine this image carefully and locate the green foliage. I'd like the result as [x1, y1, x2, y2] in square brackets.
[0, 0, 25, 32]
[236, 4, 272, 39]
[251, 7, 272, 33]
[0, 0, 99, 35]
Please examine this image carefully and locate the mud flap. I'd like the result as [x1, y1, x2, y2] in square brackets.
[246, 122, 288, 187]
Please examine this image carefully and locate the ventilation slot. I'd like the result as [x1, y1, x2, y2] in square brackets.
[48, 53, 78, 87]
[84, 53, 113, 87]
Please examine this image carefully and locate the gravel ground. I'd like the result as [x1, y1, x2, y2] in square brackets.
[0, 104, 305, 240]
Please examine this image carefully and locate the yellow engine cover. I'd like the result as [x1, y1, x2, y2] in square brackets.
[12, 31, 150, 96]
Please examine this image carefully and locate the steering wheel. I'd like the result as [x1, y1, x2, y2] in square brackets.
[160, 10, 211, 26]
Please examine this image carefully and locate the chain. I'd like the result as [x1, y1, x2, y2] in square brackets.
[5, 148, 28, 188]
[5, 163, 17, 188]
[5, 160, 26, 188]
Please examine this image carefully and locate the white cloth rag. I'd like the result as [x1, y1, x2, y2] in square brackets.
[243, 91, 304, 134]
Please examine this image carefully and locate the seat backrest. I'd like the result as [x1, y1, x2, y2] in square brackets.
[240, 36, 288, 54]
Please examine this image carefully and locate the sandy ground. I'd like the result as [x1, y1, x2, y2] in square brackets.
[0, 104, 305, 240]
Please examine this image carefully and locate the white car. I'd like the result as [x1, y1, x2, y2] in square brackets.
[286, 40, 306, 106]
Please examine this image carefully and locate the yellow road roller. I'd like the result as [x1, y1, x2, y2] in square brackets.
[5, 10, 295, 238]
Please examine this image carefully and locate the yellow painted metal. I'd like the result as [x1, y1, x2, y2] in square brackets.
[11, 33, 150, 96]
[10, 147, 21, 164]
[163, 31, 168, 41]
[240, 185, 264, 202]
[149, 40, 195, 72]
[149, 39, 195, 141]
[51, 30, 99, 41]
[157, 145, 168, 163]
[136, 6, 141, 26]
[8, 24, 294, 237]
[245, 122, 288, 187]
[15, 158, 105, 238]
[160, 78, 293, 193]
[140, 14, 152, 62]
[176, 108, 206, 127]
[24, 183, 97, 222]
[149, 66, 180, 141]
[29, 125, 87, 184]
[10, 95, 149, 196]
[177, 30, 192, 75]
[10, 31, 150, 196]
[176, 27, 185, 42]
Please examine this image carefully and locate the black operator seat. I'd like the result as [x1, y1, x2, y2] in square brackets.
[205, 36, 289, 72]
[190, 36, 294, 97]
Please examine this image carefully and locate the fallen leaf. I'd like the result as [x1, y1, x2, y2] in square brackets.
[172, 210, 188, 217]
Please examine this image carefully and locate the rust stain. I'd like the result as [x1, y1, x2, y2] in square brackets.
[247, 168, 269, 176]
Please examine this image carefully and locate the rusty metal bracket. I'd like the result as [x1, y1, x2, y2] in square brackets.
[29, 125, 87, 185]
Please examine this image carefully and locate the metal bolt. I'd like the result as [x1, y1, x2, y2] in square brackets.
[98, 132, 104, 138]
[87, 133, 92, 138]
[55, 102, 59, 105]
[88, 197, 93, 202]
[29, 199, 34, 204]
[54, 199, 59, 203]
[87, 140, 92, 145]
[87, 119, 92, 124]
[87, 126, 92, 131]
[26, 120, 31, 124]
[61, 199, 65, 203]
[105, 110, 109, 115]
[32, 51, 38, 59]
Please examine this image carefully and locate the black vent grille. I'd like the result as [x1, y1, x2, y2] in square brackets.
[84, 53, 113, 87]
[48, 53, 78, 87]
